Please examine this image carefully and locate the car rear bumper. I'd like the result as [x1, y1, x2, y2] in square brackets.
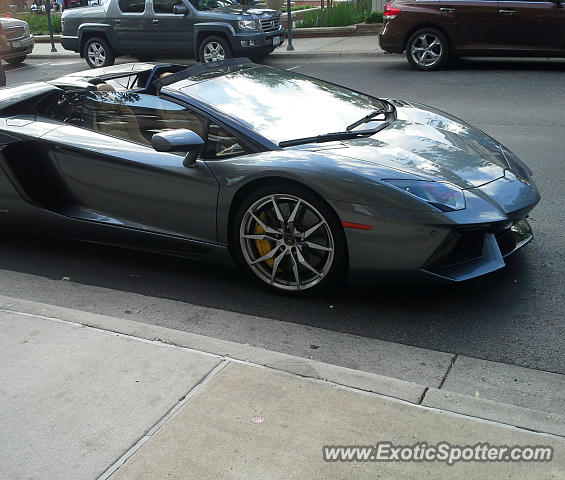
[378, 21, 405, 54]
[61, 35, 80, 53]
[0, 35, 35, 60]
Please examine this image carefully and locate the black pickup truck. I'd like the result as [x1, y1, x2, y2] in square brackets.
[61, 0, 284, 68]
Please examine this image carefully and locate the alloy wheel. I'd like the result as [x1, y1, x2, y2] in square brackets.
[202, 42, 226, 63]
[410, 33, 443, 68]
[239, 194, 335, 291]
[87, 42, 106, 67]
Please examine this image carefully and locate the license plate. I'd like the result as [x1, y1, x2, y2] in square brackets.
[11, 41, 22, 48]
[272, 36, 281, 47]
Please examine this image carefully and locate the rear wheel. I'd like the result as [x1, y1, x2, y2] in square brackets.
[6, 56, 26, 65]
[199, 36, 232, 63]
[232, 184, 347, 294]
[406, 28, 449, 71]
[84, 37, 115, 69]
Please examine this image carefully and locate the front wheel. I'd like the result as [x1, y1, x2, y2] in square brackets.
[6, 56, 26, 65]
[232, 184, 347, 294]
[406, 28, 449, 71]
[84, 37, 115, 69]
[199, 36, 232, 63]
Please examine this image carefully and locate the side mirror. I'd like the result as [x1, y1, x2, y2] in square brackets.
[151, 129, 204, 167]
[173, 4, 188, 14]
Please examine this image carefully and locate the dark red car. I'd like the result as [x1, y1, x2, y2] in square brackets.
[379, 0, 565, 70]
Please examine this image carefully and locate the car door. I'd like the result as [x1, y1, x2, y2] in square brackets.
[496, 0, 565, 53]
[43, 90, 220, 243]
[111, 0, 153, 54]
[436, 0, 500, 53]
[150, 0, 195, 57]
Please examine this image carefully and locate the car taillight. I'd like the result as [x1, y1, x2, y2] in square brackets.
[384, 3, 401, 19]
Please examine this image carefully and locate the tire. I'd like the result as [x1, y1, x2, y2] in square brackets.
[199, 36, 232, 63]
[6, 56, 26, 65]
[232, 183, 347, 294]
[405, 28, 449, 71]
[83, 36, 115, 69]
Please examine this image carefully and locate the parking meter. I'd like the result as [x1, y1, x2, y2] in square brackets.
[44, 0, 58, 52]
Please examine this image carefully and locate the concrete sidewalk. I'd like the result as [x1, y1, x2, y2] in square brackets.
[28, 35, 384, 61]
[0, 297, 563, 479]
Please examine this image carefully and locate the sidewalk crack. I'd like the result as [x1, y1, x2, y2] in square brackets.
[418, 387, 429, 405]
[97, 359, 230, 480]
[438, 354, 458, 390]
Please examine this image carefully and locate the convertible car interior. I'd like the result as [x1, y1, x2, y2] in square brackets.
[17, 63, 247, 156]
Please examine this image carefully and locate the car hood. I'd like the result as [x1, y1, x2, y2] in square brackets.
[62, 5, 105, 18]
[0, 17, 27, 27]
[317, 103, 509, 189]
[209, 5, 278, 16]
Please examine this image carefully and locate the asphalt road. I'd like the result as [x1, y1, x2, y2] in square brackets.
[2, 55, 564, 375]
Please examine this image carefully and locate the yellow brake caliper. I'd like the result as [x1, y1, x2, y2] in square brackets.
[255, 212, 275, 267]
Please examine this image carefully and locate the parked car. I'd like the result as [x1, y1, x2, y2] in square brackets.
[379, 0, 565, 70]
[61, 0, 284, 68]
[0, 17, 35, 65]
[0, 60, 540, 292]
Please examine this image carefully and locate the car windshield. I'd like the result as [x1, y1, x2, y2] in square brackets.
[175, 65, 386, 145]
[189, 0, 235, 10]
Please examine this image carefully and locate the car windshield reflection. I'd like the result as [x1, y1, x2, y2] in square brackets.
[175, 65, 386, 144]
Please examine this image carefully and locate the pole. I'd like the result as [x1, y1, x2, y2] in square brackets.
[45, 1, 57, 52]
[285, 0, 293, 51]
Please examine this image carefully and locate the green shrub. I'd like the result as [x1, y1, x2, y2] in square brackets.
[281, 5, 314, 12]
[296, 2, 370, 28]
[365, 11, 383, 23]
[13, 13, 62, 35]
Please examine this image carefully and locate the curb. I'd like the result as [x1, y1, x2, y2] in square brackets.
[34, 35, 62, 43]
[0, 294, 563, 438]
[272, 50, 384, 59]
[27, 51, 386, 61]
[28, 54, 80, 59]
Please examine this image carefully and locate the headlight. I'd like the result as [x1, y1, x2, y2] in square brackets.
[23, 23, 30, 36]
[238, 20, 258, 30]
[383, 179, 466, 212]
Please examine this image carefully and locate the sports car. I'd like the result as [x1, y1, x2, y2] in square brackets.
[0, 59, 540, 293]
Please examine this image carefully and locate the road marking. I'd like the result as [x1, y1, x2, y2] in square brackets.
[286, 65, 301, 71]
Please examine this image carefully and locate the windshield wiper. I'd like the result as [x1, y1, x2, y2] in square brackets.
[279, 122, 390, 148]
[346, 102, 395, 132]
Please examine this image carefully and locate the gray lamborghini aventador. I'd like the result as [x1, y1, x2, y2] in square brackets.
[0, 59, 540, 293]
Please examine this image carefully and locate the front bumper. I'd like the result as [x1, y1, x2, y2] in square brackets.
[0, 35, 35, 60]
[421, 218, 533, 282]
[229, 28, 285, 57]
[331, 171, 540, 286]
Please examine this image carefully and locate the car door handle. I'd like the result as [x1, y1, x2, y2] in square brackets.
[114, 19, 120, 24]
[440, 7, 455, 12]
[499, 9, 516, 15]
[152, 19, 159, 24]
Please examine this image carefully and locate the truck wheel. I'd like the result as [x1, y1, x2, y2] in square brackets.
[199, 36, 232, 63]
[6, 56, 26, 65]
[84, 37, 115, 69]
